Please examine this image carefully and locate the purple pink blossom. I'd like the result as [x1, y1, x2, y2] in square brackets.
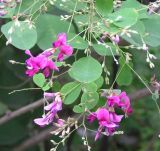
[52, 33, 73, 61]
[25, 33, 73, 77]
[111, 35, 120, 44]
[108, 92, 133, 116]
[25, 49, 58, 77]
[88, 91, 132, 140]
[88, 108, 123, 140]
[34, 92, 63, 127]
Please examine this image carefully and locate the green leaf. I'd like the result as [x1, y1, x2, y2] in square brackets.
[116, 57, 133, 86]
[121, 0, 148, 19]
[1, 21, 37, 50]
[73, 91, 99, 113]
[36, 14, 75, 50]
[73, 105, 85, 113]
[52, 81, 61, 92]
[108, 8, 139, 28]
[69, 57, 102, 83]
[143, 16, 160, 47]
[93, 43, 118, 56]
[96, 0, 113, 17]
[60, 82, 81, 104]
[42, 83, 51, 91]
[82, 82, 98, 92]
[68, 33, 88, 49]
[81, 92, 99, 110]
[33, 73, 45, 88]
[94, 76, 104, 89]
[121, 21, 145, 47]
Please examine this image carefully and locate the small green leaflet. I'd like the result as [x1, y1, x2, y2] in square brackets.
[60, 82, 81, 104]
[33, 73, 45, 88]
[33, 73, 50, 91]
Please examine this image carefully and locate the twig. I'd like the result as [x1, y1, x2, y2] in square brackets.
[0, 98, 46, 125]
[129, 86, 154, 101]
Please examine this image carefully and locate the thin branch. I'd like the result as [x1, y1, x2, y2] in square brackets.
[0, 98, 45, 125]
[129, 86, 154, 101]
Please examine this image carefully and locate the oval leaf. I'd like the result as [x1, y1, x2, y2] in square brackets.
[82, 82, 98, 92]
[33, 73, 45, 88]
[81, 92, 99, 110]
[73, 105, 85, 113]
[1, 21, 37, 50]
[108, 8, 139, 28]
[60, 82, 81, 104]
[69, 57, 102, 83]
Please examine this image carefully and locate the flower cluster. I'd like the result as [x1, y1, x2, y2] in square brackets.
[34, 92, 63, 127]
[108, 91, 132, 116]
[25, 49, 58, 77]
[88, 91, 132, 140]
[25, 33, 73, 77]
[53, 33, 73, 61]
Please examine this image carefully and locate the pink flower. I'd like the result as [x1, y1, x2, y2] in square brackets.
[52, 33, 73, 61]
[44, 92, 55, 99]
[107, 92, 132, 116]
[111, 35, 120, 44]
[52, 33, 67, 48]
[107, 95, 120, 107]
[88, 108, 123, 140]
[25, 49, 58, 77]
[119, 92, 133, 116]
[96, 108, 122, 129]
[57, 44, 73, 61]
[34, 92, 63, 127]
[87, 112, 96, 123]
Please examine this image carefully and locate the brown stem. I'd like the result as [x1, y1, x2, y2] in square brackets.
[0, 98, 46, 125]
